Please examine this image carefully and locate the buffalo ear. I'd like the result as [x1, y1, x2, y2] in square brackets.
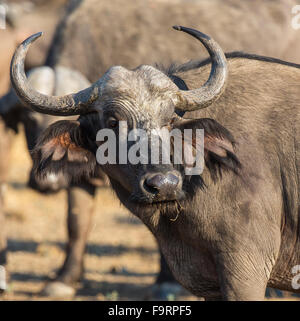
[32, 120, 97, 181]
[173, 117, 241, 179]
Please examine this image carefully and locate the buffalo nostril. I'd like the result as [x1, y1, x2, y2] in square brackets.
[145, 174, 165, 190]
[144, 173, 179, 195]
[166, 173, 180, 187]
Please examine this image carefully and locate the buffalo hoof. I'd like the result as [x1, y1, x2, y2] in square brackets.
[0, 265, 7, 294]
[144, 282, 189, 301]
[41, 281, 76, 298]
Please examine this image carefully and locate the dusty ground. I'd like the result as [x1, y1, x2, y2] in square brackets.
[1, 127, 299, 301]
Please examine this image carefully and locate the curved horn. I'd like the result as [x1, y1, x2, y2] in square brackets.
[10, 33, 100, 116]
[172, 26, 228, 111]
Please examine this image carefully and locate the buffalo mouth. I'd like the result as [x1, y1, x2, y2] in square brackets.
[129, 193, 185, 220]
[129, 190, 186, 205]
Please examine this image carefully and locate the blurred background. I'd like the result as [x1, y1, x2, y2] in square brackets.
[0, 0, 299, 300]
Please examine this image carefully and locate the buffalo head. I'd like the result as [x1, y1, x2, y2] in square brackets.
[10, 26, 240, 204]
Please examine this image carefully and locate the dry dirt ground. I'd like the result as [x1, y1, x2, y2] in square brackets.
[1, 127, 299, 301]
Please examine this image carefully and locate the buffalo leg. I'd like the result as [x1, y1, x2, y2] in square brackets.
[43, 182, 95, 296]
[214, 251, 270, 300]
[57, 182, 95, 284]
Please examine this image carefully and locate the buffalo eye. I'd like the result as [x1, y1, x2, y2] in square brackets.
[106, 116, 118, 129]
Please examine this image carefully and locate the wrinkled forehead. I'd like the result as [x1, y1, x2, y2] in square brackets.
[96, 65, 179, 124]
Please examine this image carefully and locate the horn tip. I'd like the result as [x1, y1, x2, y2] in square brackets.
[172, 25, 182, 31]
[32, 31, 43, 39]
[22, 32, 43, 46]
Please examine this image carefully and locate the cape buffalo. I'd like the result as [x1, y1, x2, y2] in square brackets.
[2, 0, 300, 298]
[10, 26, 300, 300]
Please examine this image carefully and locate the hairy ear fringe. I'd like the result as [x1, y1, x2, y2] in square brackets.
[205, 149, 241, 182]
[201, 119, 241, 181]
[31, 120, 97, 182]
[173, 118, 242, 181]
